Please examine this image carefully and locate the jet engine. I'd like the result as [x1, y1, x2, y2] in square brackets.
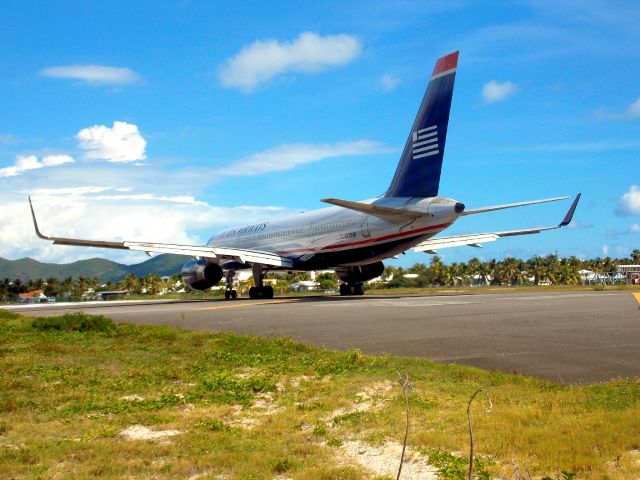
[181, 259, 223, 290]
[335, 261, 384, 284]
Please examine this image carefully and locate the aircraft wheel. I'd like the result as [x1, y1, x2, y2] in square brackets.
[249, 287, 257, 299]
[263, 286, 274, 299]
[354, 283, 364, 296]
[231, 289, 237, 299]
[224, 290, 231, 300]
[339, 283, 349, 296]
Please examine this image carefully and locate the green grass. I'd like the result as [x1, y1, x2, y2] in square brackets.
[1, 309, 640, 479]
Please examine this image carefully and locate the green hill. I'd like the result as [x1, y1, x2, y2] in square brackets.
[126, 254, 191, 278]
[0, 254, 190, 283]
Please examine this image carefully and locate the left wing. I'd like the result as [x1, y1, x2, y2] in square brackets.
[28, 197, 294, 268]
[414, 193, 581, 253]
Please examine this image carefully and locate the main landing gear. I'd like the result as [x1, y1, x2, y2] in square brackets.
[248, 285, 274, 299]
[339, 283, 364, 296]
[224, 271, 238, 300]
[248, 264, 274, 299]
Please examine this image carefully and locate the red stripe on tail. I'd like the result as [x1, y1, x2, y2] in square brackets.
[432, 51, 459, 76]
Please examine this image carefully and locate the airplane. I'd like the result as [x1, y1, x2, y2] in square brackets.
[29, 51, 581, 300]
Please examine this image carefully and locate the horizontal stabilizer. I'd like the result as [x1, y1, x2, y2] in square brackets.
[462, 196, 567, 216]
[414, 193, 581, 253]
[321, 198, 424, 220]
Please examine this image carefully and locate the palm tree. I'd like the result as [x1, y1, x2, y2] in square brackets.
[144, 274, 164, 295]
[466, 257, 481, 278]
[449, 262, 466, 286]
[475, 261, 492, 286]
[555, 261, 581, 285]
[526, 256, 549, 285]
[600, 256, 616, 273]
[631, 249, 640, 265]
[44, 277, 61, 297]
[0, 278, 10, 299]
[428, 256, 447, 285]
[118, 274, 141, 294]
[495, 257, 521, 285]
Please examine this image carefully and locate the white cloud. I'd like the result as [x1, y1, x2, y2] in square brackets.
[0, 134, 19, 144]
[627, 98, 640, 119]
[218, 32, 361, 92]
[567, 219, 593, 230]
[215, 140, 393, 176]
[630, 223, 640, 233]
[3, 188, 290, 264]
[42, 155, 75, 167]
[16, 155, 42, 171]
[40, 65, 141, 85]
[0, 154, 74, 178]
[77, 121, 147, 163]
[602, 244, 609, 256]
[482, 80, 518, 104]
[24, 186, 114, 196]
[380, 73, 400, 92]
[617, 185, 640, 216]
[594, 97, 640, 120]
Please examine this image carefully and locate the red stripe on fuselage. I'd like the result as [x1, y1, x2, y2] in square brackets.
[276, 222, 451, 254]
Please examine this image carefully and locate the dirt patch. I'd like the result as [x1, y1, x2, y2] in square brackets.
[118, 425, 182, 441]
[229, 416, 260, 430]
[327, 381, 394, 422]
[341, 440, 437, 479]
[235, 367, 262, 379]
[120, 394, 145, 401]
[290, 375, 314, 388]
[251, 392, 285, 415]
[607, 449, 640, 475]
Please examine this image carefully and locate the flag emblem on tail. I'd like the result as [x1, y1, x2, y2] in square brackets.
[412, 125, 439, 159]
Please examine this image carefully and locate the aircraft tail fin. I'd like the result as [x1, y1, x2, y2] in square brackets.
[385, 51, 458, 198]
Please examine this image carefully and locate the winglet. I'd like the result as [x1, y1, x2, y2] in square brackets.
[28, 196, 50, 240]
[559, 193, 581, 227]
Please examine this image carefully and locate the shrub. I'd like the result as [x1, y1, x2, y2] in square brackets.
[31, 312, 114, 333]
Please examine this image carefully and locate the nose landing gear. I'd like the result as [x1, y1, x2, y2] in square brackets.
[224, 271, 238, 300]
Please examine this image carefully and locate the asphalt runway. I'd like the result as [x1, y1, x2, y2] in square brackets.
[6, 291, 640, 384]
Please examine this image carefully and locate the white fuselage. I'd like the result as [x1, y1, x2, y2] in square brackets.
[207, 196, 462, 270]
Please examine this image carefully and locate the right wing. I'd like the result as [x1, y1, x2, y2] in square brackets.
[28, 197, 294, 268]
[414, 193, 581, 253]
[461, 196, 567, 216]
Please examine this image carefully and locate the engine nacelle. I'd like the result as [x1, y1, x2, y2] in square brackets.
[335, 261, 384, 284]
[181, 260, 223, 290]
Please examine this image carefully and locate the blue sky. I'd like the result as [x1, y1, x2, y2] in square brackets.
[1, 0, 639, 266]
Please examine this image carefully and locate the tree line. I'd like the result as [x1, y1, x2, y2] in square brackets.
[381, 251, 640, 288]
[0, 273, 177, 300]
[1, 250, 639, 300]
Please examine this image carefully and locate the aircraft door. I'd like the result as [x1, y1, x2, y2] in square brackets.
[309, 223, 319, 243]
[361, 213, 371, 238]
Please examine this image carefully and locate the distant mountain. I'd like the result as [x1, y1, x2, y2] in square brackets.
[126, 254, 191, 278]
[0, 254, 191, 283]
